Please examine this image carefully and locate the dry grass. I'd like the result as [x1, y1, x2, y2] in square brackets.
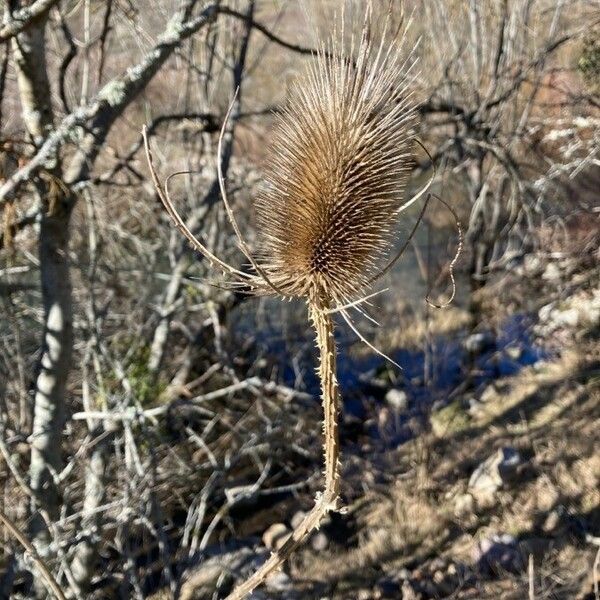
[285, 335, 600, 599]
[378, 303, 472, 352]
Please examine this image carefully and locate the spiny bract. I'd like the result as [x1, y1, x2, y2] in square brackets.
[255, 20, 420, 303]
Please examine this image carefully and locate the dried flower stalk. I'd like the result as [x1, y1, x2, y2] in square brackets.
[144, 8, 424, 599]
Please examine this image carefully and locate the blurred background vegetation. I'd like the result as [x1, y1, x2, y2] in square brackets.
[0, 1, 598, 598]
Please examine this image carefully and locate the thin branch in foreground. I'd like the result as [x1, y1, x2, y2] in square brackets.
[216, 6, 324, 56]
[0, 509, 67, 600]
[529, 554, 535, 600]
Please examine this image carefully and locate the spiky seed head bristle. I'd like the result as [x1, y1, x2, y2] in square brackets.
[254, 15, 420, 303]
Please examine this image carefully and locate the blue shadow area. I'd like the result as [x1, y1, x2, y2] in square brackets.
[231, 306, 549, 448]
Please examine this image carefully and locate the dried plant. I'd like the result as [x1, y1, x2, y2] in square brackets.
[144, 8, 424, 599]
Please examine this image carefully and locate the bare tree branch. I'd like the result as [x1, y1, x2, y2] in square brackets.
[0, 1, 219, 205]
[217, 5, 320, 56]
[0, 0, 60, 43]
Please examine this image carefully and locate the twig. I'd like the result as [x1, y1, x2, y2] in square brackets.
[0, 509, 67, 600]
[595, 545, 600, 600]
[216, 6, 325, 56]
[529, 554, 535, 600]
[71, 375, 314, 423]
[425, 193, 464, 309]
[71, 377, 262, 421]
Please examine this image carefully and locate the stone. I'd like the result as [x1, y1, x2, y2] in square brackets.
[542, 505, 570, 536]
[474, 533, 522, 574]
[291, 511, 306, 530]
[463, 331, 494, 353]
[433, 570, 444, 584]
[554, 308, 579, 328]
[523, 254, 543, 274]
[401, 580, 420, 600]
[538, 303, 554, 322]
[480, 384, 498, 403]
[505, 345, 522, 360]
[533, 360, 550, 373]
[262, 523, 289, 550]
[573, 294, 600, 325]
[311, 531, 329, 551]
[468, 447, 523, 498]
[542, 262, 561, 281]
[582, 304, 600, 325]
[543, 509, 561, 533]
[265, 571, 292, 592]
[454, 493, 475, 517]
[385, 389, 409, 412]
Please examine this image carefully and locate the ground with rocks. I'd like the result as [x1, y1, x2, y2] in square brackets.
[152, 253, 599, 599]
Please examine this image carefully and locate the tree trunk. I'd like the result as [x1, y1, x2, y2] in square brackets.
[9, 2, 73, 580]
[28, 206, 73, 545]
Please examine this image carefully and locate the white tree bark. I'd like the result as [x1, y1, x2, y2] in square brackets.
[9, 6, 73, 597]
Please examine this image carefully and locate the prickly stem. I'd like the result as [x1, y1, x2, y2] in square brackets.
[225, 294, 341, 600]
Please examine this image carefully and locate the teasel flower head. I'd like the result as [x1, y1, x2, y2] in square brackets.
[143, 11, 432, 600]
[254, 17, 420, 305]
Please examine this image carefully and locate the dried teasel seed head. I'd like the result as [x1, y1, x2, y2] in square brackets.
[254, 15, 420, 303]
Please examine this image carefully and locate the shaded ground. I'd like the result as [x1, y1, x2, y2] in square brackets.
[150, 251, 599, 600]
[288, 344, 600, 599]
